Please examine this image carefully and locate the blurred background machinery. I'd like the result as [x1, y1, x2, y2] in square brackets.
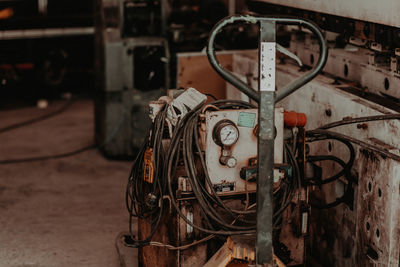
[93, 0, 255, 158]
[0, 0, 94, 101]
[94, 0, 170, 157]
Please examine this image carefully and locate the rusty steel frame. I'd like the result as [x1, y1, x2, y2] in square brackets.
[229, 51, 400, 266]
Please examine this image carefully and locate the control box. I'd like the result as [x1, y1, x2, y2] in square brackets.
[202, 108, 284, 195]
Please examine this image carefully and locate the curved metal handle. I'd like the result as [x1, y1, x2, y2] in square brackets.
[206, 15, 328, 103]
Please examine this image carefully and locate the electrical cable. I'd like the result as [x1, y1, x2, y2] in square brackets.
[306, 155, 347, 185]
[308, 129, 400, 162]
[305, 114, 400, 208]
[125, 98, 300, 249]
[205, 93, 218, 101]
[194, 123, 256, 217]
[164, 103, 255, 235]
[123, 96, 400, 255]
[305, 129, 355, 209]
[0, 99, 127, 164]
[181, 110, 255, 230]
[119, 230, 215, 251]
[0, 97, 74, 135]
[125, 106, 169, 247]
[272, 143, 301, 229]
[317, 113, 400, 130]
[115, 232, 128, 267]
[0, 144, 95, 164]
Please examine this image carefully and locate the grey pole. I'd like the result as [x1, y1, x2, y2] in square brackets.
[256, 20, 276, 266]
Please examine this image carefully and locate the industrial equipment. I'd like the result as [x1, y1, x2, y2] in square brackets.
[203, 107, 284, 194]
[0, 0, 94, 94]
[119, 1, 400, 266]
[120, 14, 331, 266]
[94, 0, 232, 158]
[239, 1, 400, 265]
[94, 0, 169, 158]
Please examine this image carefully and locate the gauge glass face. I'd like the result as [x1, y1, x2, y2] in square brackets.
[219, 124, 239, 146]
[226, 157, 237, 168]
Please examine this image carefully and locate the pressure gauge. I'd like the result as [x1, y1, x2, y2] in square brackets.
[213, 120, 239, 147]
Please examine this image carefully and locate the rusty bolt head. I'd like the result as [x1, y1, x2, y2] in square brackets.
[356, 123, 368, 129]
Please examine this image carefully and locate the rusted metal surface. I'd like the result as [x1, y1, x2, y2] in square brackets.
[355, 151, 400, 266]
[279, 64, 400, 266]
[229, 51, 400, 266]
[138, 199, 210, 267]
[289, 33, 400, 101]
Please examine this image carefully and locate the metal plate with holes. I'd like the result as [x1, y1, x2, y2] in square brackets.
[229, 51, 400, 266]
[290, 33, 400, 100]
[276, 63, 400, 266]
[260, 42, 276, 91]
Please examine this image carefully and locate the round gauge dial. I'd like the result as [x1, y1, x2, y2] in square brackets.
[213, 120, 239, 146]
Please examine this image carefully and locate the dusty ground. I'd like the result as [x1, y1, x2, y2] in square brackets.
[0, 99, 137, 267]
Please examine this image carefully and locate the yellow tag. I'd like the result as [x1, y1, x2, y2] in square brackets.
[144, 148, 154, 184]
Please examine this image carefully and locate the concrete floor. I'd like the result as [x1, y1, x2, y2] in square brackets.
[0, 99, 137, 267]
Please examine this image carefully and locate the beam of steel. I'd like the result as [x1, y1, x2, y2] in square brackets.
[256, 20, 275, 265]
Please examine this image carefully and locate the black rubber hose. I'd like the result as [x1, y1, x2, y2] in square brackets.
[306, 130, 355, 209]
[318, 114, 400, 130]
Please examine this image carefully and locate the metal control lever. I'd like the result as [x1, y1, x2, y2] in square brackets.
[206, 15, 328, 103]
[206, 15, 328, 266]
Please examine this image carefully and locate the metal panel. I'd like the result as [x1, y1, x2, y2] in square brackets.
[277, 66, 400, 266]
[204, 108, 284, 194]
[97, 36, 169, 157]
[290, 33, 400, 104]
[256, 0, 400, 28]
[230, 52, 400, 266]
[104, 42, 132, 92]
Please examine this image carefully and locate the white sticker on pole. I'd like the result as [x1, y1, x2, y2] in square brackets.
[260, 42, 276, 91]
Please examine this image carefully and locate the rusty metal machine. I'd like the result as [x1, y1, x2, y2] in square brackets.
[120, 1, 400, 266]
[120, 14, 333, 267]
[241, 1, 400, 265]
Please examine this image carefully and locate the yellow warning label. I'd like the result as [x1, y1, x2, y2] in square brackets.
[144, 148, 154, 184]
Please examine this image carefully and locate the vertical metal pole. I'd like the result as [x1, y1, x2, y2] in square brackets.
[256, 20, 276, 266]
[228, 0, 235, 16]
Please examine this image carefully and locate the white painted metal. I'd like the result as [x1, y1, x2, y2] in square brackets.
[256, 0, 400, 28]
[203, 108, 283, 195]
[229, 52, 400, 266]
[290, 33, 400, 101]
[278, 66, 400, 266]
[260, 42, 276, 91]
[226, 52, 257, 102]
